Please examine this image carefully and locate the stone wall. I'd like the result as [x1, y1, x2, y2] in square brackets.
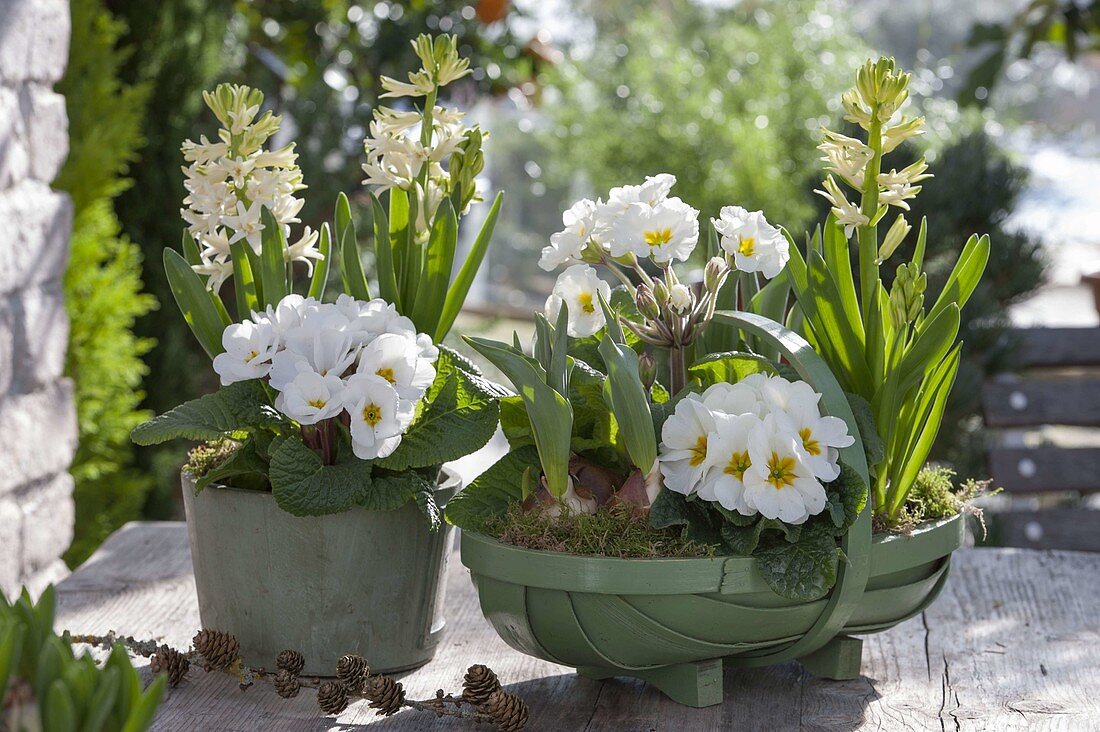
[0, 0, 75, 597]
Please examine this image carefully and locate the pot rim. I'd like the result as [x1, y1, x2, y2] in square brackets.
[181, 464, 462, 502]
[459, 511, 964, 596]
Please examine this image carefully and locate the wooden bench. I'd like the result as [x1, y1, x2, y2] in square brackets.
[981, 327, 1100, 550]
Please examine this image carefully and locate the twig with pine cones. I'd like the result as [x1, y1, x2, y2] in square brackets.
[68, 629, 529, 730]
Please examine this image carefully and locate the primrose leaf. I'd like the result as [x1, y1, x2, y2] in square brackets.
[755, 533, 840, 601]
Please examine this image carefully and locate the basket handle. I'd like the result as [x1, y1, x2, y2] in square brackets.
[710, 311, 871, 666]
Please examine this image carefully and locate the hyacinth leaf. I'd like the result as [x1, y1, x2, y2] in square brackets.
[924, 233, 990, 326]
[388, 188, 410, 295]
[410, 198, 458, 335]
[436, 191, 504, 341]
[887, 303, 960, 402]
[376, 348, 503, 471]
[821, 214, 863, 342]
[181, 229, 202, 266]
[369, 192, 400, 308]
[131, 380, 289, 445]
[259, 207, 289, 307]
[0, 624, 22, 704]
[887, 344, 962, 518]
[163, 249, 227, 359]
[228, 239, 258, 317]
[548, 303, 571, 397]
[121, 674, 166, 732]
[748, 277, 790, 360]
[45, 680, 77, 731]
[336, 192, 371, 302]
[307, 222, 331, 300]
[181, 230, 232, 326]
[596, 291, 626, 344]
[688, 351, 777, 389]
[444, 445, 541, 529]
[465, 335, 573, 497]
[912, 216, 928, 270]
[598, 333, 657, 474]
[532, 314, 553, 372]
[807, 250, 872, 393]
[402, 195, 424, 311]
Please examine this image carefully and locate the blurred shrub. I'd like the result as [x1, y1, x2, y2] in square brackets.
[55, 0, 157, 566]
[889, 129, 1047, 476]
[539, 0, 870, 231]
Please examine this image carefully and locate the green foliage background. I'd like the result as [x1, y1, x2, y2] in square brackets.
[55, 0, 157, 566]
[540, 0, 870, 230]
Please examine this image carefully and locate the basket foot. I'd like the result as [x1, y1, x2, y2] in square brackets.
[577, 659, 724, 708]
[798, 635, 863, 680]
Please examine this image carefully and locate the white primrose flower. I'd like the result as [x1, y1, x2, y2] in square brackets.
[697, 413, 760, 515]
[658, 396, 717, 496]
[269, 328, 357, 390]
[274, 370, 346, 425]
[712, 205, 790, 279]
[211, 320, 278, 385]
[772, 388, 854, 482]
[605, 173, 677, 211]
[743, 414, 827, 525]
[544, 264, 612, 338]
[356, 333, 436, 402]
[344, 373, 413, 460]
[605, 197, 700, 264]
[700, 379, 767, 418]
[540, 198, 598, 271]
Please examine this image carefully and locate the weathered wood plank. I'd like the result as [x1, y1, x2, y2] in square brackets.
[54, 523, 1100, 730]
[1012, 328, 1100, 369]
[989, 446, 1100, 493]
[982, 378, 1100, 427]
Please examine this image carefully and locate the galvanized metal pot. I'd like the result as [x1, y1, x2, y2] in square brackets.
[181, 469, 459, 675]
[460, 514, 964, 707]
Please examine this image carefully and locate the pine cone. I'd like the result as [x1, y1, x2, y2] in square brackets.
[483, 689, 529, 732]
[192, 629, 240, 671]
[317, 680, 349, 715]
[335, 654, 369, 692]
[364, 675, 405, 717]
[150, 645, 190, 687]
[276, 649, 305, 676]
[272, 669, 301, 699]
[462, 664, 501, 705]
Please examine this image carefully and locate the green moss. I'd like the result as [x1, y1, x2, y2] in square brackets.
[184, 439, 241, 478]
[482, 504, 716, 559]
[876, 465, 995, 533]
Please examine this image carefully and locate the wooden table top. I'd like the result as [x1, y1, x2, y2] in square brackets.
[54, 522, 1100, 731]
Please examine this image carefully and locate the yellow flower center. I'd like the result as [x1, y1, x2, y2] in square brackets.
[246, 350, 259, 361]
[765, 452, 797, 489]
[738, 236, 756, 257]
[644, 228, 673, 247]
[577, 292, 596, 314]
[307, 398, 327, 409]
[799, 427, 821, 456]
[724, 450, 752, 481]
[689, 434, 708, 467]
[362, 402, 382, 427]
[376, 367, 396, 384]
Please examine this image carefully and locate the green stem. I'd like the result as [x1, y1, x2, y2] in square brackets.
[856, 111, 884, 328]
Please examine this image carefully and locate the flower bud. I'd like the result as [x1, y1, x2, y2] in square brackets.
[668, 283, 694, 315]
[652, 278, 670, 306]
[634, 284, 660, 321]
[638, 352, 657, 391]
[889, 262, 926, 328]
[704, 256, 728, 293]
[878, 214, 911, 262]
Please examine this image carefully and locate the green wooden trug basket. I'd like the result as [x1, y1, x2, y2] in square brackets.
[459, 312, 965, 707]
